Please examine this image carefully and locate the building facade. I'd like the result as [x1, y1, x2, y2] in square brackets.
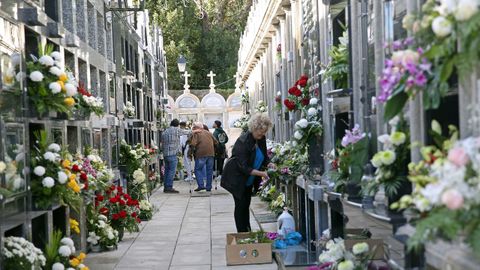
[0, 0, 166, 264]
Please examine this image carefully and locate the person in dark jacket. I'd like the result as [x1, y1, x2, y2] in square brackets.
[213, 120, 228, 176]
[221, 113, 274, 232]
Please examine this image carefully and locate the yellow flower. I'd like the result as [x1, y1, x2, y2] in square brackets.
[57, 80, 65, 92]
[70, 258, 80, 267]
[69, 174, 76, 181]
[64, 97, 75, 107]
[59, 73, 68, 82]
[70, 218, 80, 234]
[81, 267, 89, 270]
[73, 185, 81, 193]
[62, 159, 71, 168]
[78, 252, 86, 260]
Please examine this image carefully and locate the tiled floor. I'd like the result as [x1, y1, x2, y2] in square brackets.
[85, 181, 278, 270]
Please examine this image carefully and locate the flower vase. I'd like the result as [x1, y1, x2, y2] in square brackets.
[117, 227, 124, 242]
[90, 244, 102, 253]
[307, 135, 323, 169]
[106, 245, 117, 251]
[387, 178, 412, 213]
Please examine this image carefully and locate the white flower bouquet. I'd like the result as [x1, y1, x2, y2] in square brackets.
[315, 238, 375, 270]
[362, 118, 410, 198]
[123, 101, 136, 118]
[2, 236, 46, 270]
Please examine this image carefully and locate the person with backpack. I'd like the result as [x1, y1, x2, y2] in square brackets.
[213, 120, 228, 176]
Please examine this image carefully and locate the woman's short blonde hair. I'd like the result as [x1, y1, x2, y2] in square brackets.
[248, 113, 272, 132]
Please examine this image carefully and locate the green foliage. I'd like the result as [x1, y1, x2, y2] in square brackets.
[322, 31, 349, 89]
[44, 230, 63, 270]
[147, 0, 252, 90]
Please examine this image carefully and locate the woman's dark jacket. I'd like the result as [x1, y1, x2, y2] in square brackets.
[220, 131, 270, 199]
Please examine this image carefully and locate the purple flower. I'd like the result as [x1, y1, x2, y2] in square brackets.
[318, 262, 334, 269]
[265, 232, 278, 240]
[405, 62, 418, 74]
[419, 58, 431, 72]
[414, 72, 427, 86]
[403, 37, 415, 46]
[280, 167, 291, 174]
[341, 124, 365, 147]
[392, 40, 403, 50]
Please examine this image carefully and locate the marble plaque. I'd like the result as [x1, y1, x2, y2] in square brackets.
[203, 94, 225, 108]
[229, 95, 242, 108]
[228, 111, 243, 128]
[178, 96, 198, 108]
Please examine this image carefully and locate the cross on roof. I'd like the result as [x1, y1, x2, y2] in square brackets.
[207, 71, 216, 86]
[234, 72, 241, 92]
[183, 71, 191, 92]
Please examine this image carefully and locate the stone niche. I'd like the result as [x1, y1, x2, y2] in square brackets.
[227, 93, 242, 109]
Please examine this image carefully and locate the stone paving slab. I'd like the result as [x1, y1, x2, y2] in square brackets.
[85, 182, 278, 270]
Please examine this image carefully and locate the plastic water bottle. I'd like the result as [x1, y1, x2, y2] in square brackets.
[277, 207, 295, 237]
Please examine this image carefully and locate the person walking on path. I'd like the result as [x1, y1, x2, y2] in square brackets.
[190, 122, 217, 192]
[220, 113, 275, 232]
[213, 120, 228, 176]
[161, 119, 191, 193]
[179, 122, 194, 182]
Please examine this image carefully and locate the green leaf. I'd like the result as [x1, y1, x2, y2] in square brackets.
[384, 91, 408, 122]
[440, 57, 454, 83]
[423, 44, 444, 59]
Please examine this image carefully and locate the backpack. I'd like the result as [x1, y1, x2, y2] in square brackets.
[218, 130, 228, 145]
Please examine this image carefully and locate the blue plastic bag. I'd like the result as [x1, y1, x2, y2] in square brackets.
[273, 231, 303, 249]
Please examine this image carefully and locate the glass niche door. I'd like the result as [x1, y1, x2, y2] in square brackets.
[0, 122, 27, 217]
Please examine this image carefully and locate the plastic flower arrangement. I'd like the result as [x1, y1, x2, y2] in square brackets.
[390, 123, 480, 254]
[312, 238, 375, 270]
[399, 0, 480, 117]
[362, 117, 410, 198]
[378, 38, 431, 121]
[326, 125, 368, 193]
[76, 81, 104, 117]
[320, 30, 349, 90]
[44, 231, 89, 270]
[2, 236, 46, 270]
[22, 45, 78, 115]
[30, 131, 82, 210]
[123, 101, 136, 118]
[283, 74, 311, 112]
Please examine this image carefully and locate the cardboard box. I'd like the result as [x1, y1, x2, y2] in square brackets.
[225, 233, 273, 265]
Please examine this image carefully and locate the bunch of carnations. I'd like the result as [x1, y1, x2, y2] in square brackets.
[86, 210, 119, 249]
[102, 185, 141, 234]
[283, 75, 310, 112]
[292, 97, 323, 151]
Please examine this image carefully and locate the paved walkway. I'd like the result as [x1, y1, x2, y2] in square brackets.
[85, 181, 278, 270]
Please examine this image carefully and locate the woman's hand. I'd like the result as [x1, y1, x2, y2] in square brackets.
[252, 169, 269, 179]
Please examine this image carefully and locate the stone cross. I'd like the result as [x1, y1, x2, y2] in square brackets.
[207, 70, 216, 92]
[183, 71, 191, 93]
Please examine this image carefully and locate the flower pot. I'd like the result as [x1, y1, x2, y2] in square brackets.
[106, 245, 117, 251]
[117, 228, 124, 242]
[345, 182, 362, 203]
[90, 244, 102, 253]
